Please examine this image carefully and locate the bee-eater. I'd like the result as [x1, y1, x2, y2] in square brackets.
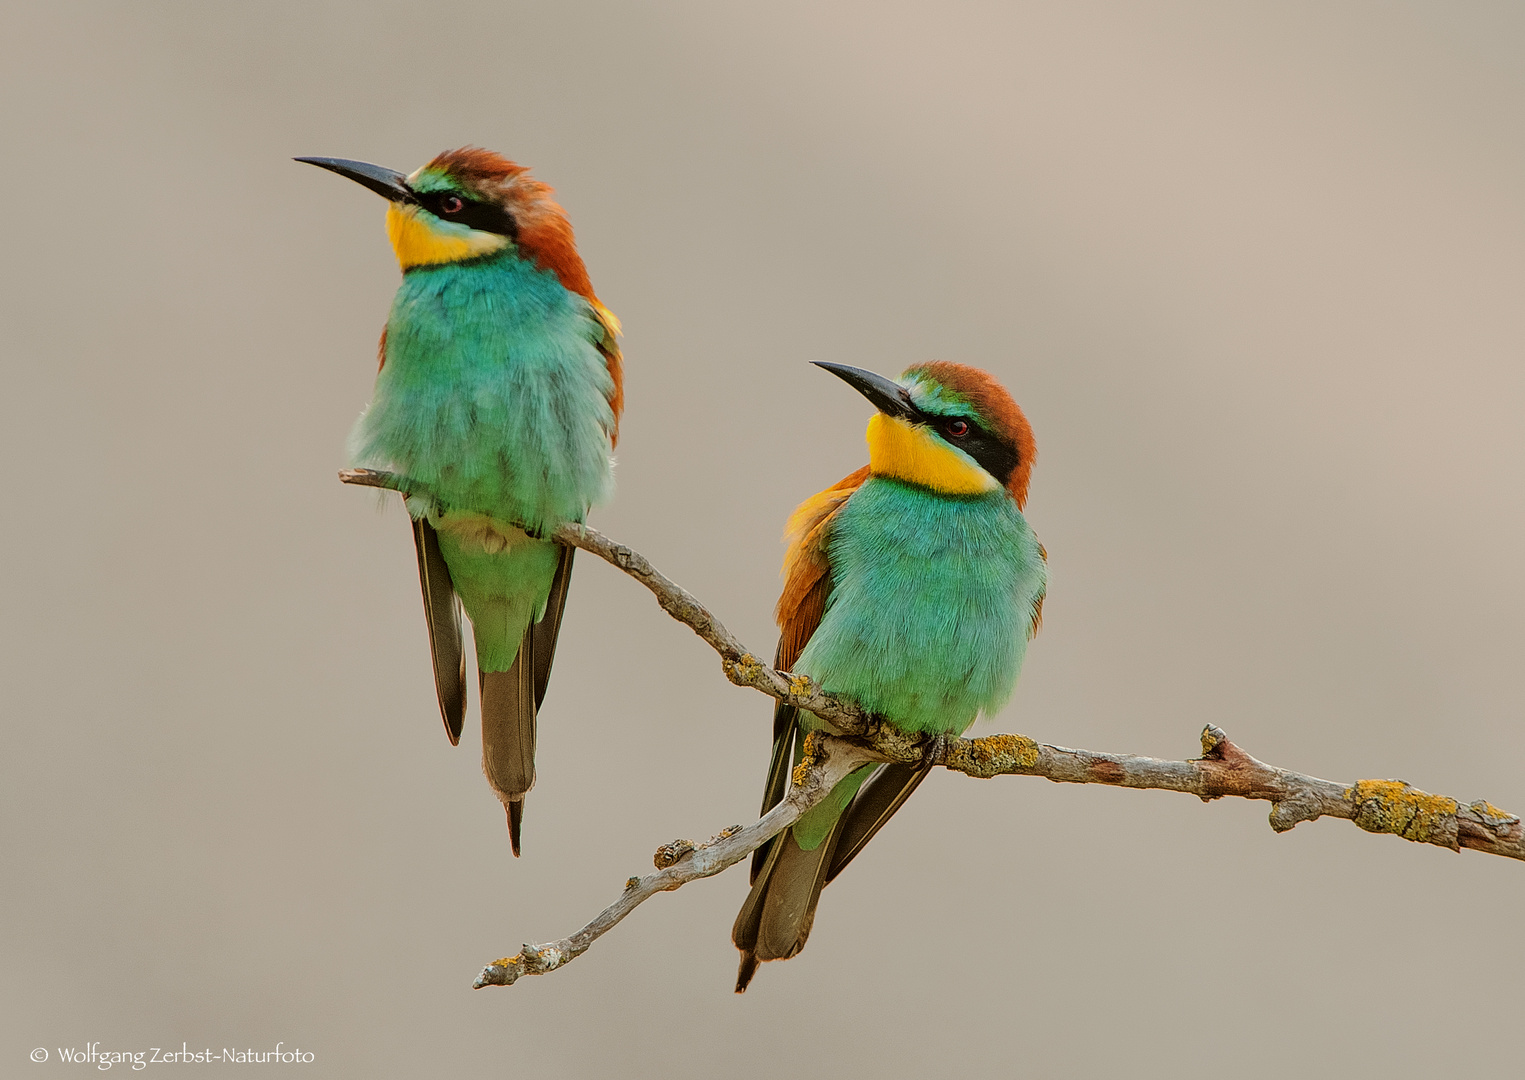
[732, 361, 1046, 991]
[298, 148, 622, 855]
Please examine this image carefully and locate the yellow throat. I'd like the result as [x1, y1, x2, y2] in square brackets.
[385, 203, 510, 269]
[865, 413, 998, 496]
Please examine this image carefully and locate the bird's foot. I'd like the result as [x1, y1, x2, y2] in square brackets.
[921, 733, 949, 769]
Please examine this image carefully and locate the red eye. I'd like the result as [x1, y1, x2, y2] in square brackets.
[946, 419, 970, 438]
[441, 195, 463, 214]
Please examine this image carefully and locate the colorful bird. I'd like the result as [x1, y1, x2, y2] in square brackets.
[732, 361, 1046, 991]
[298, 149, 622, 855]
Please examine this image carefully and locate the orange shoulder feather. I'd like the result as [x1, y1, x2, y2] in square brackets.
[773, 465, 869, 671]
[1028, 541, 1047, 639]
[590, 301, 623, 445]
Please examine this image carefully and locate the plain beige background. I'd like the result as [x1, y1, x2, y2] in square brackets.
[5, 1, 1524, 1075]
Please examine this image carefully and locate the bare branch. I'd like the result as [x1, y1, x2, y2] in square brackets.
[471, 733, 877, 988]
[338, 468, 1524, 987]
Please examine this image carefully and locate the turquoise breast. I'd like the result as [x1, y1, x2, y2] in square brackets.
[349, 251, 615, 534]
[796, 476, 1046, 736]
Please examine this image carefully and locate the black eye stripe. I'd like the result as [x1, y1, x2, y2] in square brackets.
[922, 413, 1018, 487]
[414, 190, 518, 240]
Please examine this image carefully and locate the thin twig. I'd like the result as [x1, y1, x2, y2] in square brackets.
[338, 468, 1524, 988]
[471, 734, 876, 988]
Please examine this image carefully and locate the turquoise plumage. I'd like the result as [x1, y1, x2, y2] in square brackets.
[797, 477, 1044, 734]
[734, 361, 1045, 989]
[357, 254, 616, 534]
[300, 148, 623, 854]
[354, 254, 615, 672]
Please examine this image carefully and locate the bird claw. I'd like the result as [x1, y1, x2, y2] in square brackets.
[922, 733, 949, 769]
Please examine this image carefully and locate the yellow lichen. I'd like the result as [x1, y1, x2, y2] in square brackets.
[788, 673, 813, 698]
[1347, 779, 1459, 849]
[725, 653, 766, 686]
[950, 733, 1040, 778]
[1467, 799, 1518, 823]
[791, 731, 825, 788]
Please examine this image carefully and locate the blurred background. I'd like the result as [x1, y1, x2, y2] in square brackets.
[4, 1, 1524, 1075]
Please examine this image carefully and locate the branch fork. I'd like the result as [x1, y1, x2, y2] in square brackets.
[336, 468, 1523, 990]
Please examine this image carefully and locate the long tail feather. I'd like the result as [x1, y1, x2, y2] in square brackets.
[732, 815, 849, 992]
[411, 518, 466, 744]
[478, 543, 577, 858]
[732, 830, 782, 990]
[756, 824, 844, 960]
[481, 661, 534, 857]
[734, 954, 760, 994]
[733, 827, 785, 992]
[507, 799, 525, 854]
[733, 762, 931, 990]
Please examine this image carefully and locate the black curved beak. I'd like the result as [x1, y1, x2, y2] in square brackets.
[813, 362, 917, 420]
[295, 157, 416, 204]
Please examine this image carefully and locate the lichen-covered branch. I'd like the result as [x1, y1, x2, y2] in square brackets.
[939, 725, 1524, 860]
[338, 469, 1524, 987]
[471, 733, 876, 989]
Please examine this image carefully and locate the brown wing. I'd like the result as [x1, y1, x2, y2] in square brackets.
[773, 465, 869, 668]
[411, 518, 466, 745]
[749, 465, 869, 882]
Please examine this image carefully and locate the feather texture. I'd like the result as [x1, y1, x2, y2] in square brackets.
[734, 367, 1046, 988]
[350, 154, 617, 854]
[355, 252, 616, 536]
[407, 147, 624, 434]
[317, 146, 619, 855]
